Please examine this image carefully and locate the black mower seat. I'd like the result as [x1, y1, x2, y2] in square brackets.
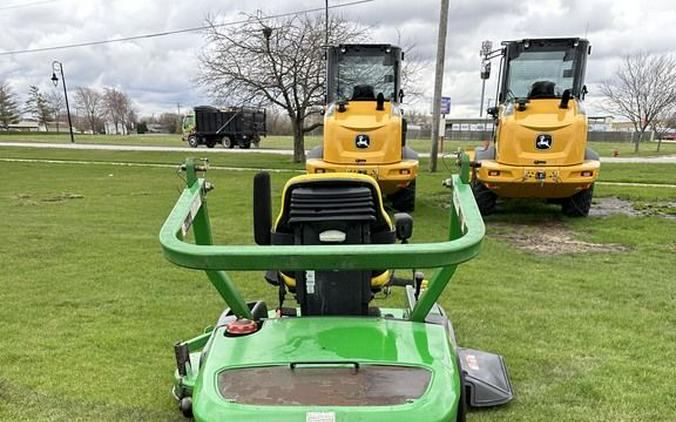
[271, 173, 395, 292]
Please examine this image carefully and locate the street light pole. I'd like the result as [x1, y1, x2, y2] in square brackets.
[51, 61, 74, 143]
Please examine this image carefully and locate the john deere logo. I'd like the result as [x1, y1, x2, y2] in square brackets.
[355, 134, 370, 149]
[535, 134, 552, 150]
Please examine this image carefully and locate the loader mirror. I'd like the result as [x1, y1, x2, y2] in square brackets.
[486, 106, 498, 118]
[253, 172, 272, 245]
[394, 213, 413, 242]
[398, 89, 405, 104]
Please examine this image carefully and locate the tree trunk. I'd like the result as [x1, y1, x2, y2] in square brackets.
[633, 131, 640, 153]
[292, 118, 306, 163]
[657, 137, 662, 152]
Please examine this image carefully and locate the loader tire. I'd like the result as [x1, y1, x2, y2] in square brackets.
[471, 181, 497, 216]
[391, 180, 416, 212]
[561, 184, 594, 217]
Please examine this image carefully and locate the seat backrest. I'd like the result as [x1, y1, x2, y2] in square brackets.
[272, 175, 394, 315]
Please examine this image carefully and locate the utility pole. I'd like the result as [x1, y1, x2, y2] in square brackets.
[325, 0, 329, 45]
[429, 0, 449, 173]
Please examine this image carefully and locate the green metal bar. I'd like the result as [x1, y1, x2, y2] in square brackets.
[159, 174, 484, 271]
[181, 159, 253, 320]
[182, 330, 213, 353]
[410, 265, 457, 322]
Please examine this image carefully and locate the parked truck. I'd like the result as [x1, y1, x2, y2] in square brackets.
[181, 106, 266, 149]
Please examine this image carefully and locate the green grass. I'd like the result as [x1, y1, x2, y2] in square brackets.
[2, 132, 675, 157]
[0, 148, 675, 421]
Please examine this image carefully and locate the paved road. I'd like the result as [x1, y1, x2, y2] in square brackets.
[1, 141, 675, 163]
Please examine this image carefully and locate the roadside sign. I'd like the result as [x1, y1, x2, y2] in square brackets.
[440, 96, 451, 115]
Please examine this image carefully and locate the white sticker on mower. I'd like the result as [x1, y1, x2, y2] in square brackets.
[307, 412, 335, 422]
[181, 193, 203, 236]
[465, 353, 480, 371]
[306, 270, 316, 294]
[452, 189, 467, 232]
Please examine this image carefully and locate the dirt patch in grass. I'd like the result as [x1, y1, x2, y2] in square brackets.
[589, 197, 639, 217]
[589, 197, 674, 219]
[13, 192, 84, 205]
[40, 192, 84, 202]
[490, 221, 630, 255]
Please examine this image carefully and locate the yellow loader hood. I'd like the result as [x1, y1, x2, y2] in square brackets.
[496, 99, 587, 166]
[323, 101, 403, 165]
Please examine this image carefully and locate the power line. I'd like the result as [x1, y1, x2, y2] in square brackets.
[0, 0, 60, 11]
[0, 0, 374, 56]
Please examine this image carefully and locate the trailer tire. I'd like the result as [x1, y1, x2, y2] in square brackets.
[471, 181, 497, 216]
[187, 135, 199, 148]
[390, 180, 416, 212]
[222, 137, 234, 149]
[561, 184, 594, 217]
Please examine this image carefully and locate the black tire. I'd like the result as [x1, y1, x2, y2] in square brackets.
[391, 180, 416, 212]
[223, 137, 234, 149]
[561, 184, 594, 217]
[471, 180, 497, 215]
[187, 135, 199, 148]
[206, 141, 216, 149]
[240, 141, 251, 149]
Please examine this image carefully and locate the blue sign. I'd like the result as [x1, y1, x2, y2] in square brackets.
[440, 96, 451, 115]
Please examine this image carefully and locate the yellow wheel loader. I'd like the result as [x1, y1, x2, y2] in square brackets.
[472, 38, 599, 216]
[306, 44, 419, 211]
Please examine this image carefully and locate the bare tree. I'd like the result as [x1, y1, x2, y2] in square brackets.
[396, 29, 430, 104]
[103, 88, 135, 135]
[74, 87, 103, 134]
[650, 111, 676, 152]
[199, 13, 367, 162]
[0, 82, 21, 130]
[46, 90, 64, 132]
[601, 53, 676, 153]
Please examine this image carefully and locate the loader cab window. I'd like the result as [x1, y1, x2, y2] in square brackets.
[505, 50, 576, 100]
[327, 46, 401, 104]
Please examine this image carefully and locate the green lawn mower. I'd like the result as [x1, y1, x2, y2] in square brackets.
[159, 156, 513, 421]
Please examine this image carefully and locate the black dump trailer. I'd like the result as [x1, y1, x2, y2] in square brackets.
[182, 106, 267, 149]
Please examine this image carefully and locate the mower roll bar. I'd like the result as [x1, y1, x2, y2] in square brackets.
[159, 154, 484, 322]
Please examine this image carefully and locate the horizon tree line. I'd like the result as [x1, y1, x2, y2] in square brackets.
[0, 83, 137, 134]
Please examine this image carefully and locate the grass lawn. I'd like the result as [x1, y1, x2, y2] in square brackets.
[2, 132, 675, 157]
[0, 148, 675, 421]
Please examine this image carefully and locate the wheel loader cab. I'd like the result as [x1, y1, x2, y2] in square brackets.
[255, 172, 407, 316]
[306, 44, 419, 212]
[472, 38, 600, 217]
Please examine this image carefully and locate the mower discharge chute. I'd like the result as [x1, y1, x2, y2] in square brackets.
[159, 157, 512, 421]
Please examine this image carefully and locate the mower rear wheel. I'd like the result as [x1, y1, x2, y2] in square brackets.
[471, 181, 497, 215]
[561, 184, 594, 217]
[391, 180, 416, 212]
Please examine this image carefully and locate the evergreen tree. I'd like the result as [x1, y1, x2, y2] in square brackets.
[0, 83, 21, 130]
[24, 85, 53, 131]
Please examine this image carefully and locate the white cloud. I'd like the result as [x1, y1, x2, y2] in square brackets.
[0, 0, 674, 117]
